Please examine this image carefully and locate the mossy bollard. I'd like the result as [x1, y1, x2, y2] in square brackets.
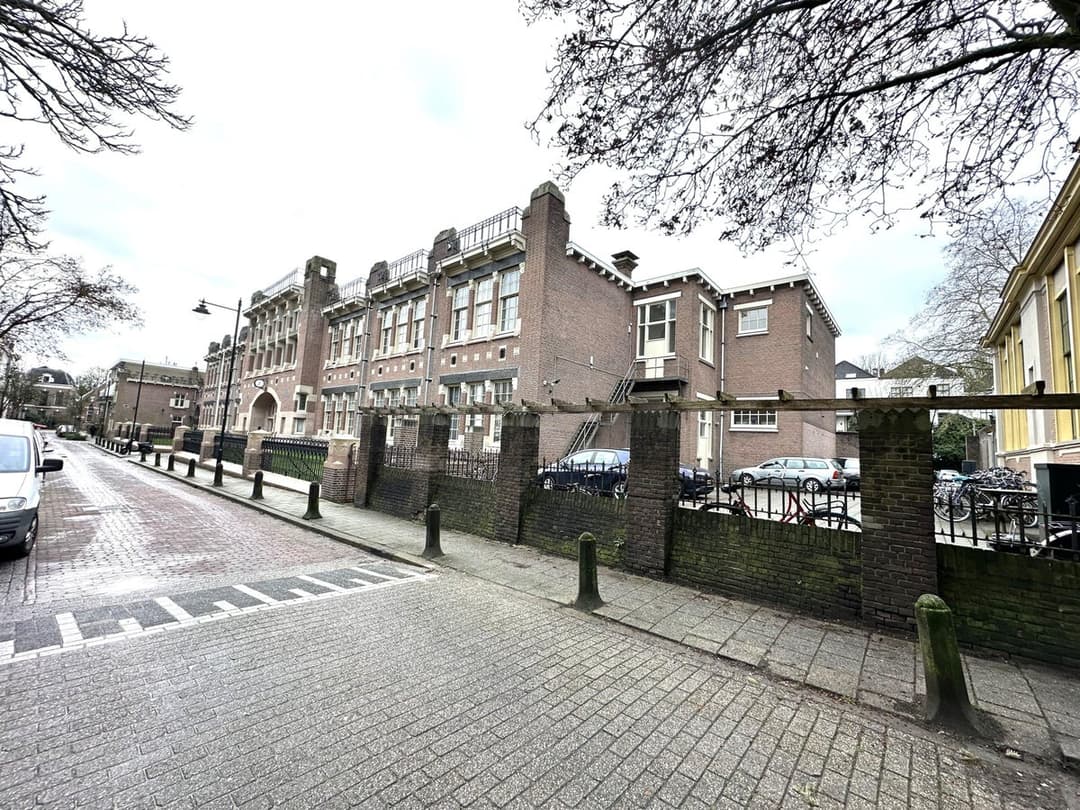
[186, 458, 196, 478]
[915, 594, 984, 734]
[422, 503, 443, 559]
[302, 482, 322, 520]
[251, 471, 264, 501]
[574, 532, 603, 611]
[166, 454, 175, 472]
[154, 452, 161, 467]
[213, 461, 224, 488]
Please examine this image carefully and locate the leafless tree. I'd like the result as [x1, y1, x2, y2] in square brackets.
[0, 249, 139, 357]
[526, 0, 1080, 250]
[889, 198, 1041, 392]
[0, 0, 190, 247]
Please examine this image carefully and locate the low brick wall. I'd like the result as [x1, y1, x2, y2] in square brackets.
[520, 488, 626, 567]
[938, 545, 1080, 669]
[432, 475, 496, 540]
[670, 509, 862, 619]
[368, 467, 426, 519]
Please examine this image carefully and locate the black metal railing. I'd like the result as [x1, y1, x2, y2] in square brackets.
[182, 430, 204, 454]
[146, 425, 174, 445]
[383, 445, 416, 470]
[212, 433, 248, 465]
[446, 449, 499, 481]
[260, 436, 328, 482]
[537, 459, 629, 498]
[456, 207, 522, 253]
[691, 474, 861, 530]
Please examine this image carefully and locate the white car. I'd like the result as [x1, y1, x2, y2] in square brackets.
[0, 418, 64, 556]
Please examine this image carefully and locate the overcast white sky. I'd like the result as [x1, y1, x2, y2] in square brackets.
[18, 1, 1020, 377]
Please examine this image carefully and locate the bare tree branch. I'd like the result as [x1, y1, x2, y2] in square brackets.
[526, 0, 1080, 249]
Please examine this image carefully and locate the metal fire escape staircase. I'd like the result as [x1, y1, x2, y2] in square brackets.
[564, 361, 636, 456]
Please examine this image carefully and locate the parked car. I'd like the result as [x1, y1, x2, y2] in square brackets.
[833, 457, 860, 490]
[0, 418, 63, 557]
[729, 457, 844, 493]
[538, 448, 629, 496]
[935, 468, 962, 482]
[678, 464, 714, 499]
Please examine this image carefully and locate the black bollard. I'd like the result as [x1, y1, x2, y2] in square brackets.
[302, 481, 322, 520]
[166, 454, 175, 472]
[186, 458, 196, 478]
[574, 532, 604, 611]
[251, 471, 264, 500]
[140, 448, 148, 463]
[422, 503, 443, 559]
[154, 452, 161, 467]
[213, 461, 224, 487]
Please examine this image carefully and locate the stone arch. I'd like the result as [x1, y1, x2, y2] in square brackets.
[248, 390, 280, 433]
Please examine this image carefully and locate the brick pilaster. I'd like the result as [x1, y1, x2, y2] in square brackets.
[322, 438, 357, 503]
[243, 430, 269, 478]
[494, 412, 540, 544]
[414, 413, 451, 512]
[859, 408, 936, 631]
[626, 410, 680, 576]
[199, 429, 220, 462]
[172, 426, 188, 453]
[353, 415, 387, 507]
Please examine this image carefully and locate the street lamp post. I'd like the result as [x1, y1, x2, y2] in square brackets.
[193, 298, 242, 487]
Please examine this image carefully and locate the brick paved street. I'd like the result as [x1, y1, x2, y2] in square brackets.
[1, 442, 1078, 808]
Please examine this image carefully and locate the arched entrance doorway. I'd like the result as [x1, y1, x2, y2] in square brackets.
[250, 391, 278, 433]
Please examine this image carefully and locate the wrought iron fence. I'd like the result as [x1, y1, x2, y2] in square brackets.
[692, 475, 861, 531]
[383, 445, 416, 470]
[456, 207, 522, 253]
[260, 436, 328, 482]
[212, 433, 248, 465]
[182, 430, 204, 454]
[146, 425, 174, 445]
[446, 449, 499, 481]
[537, 458, 629, 498]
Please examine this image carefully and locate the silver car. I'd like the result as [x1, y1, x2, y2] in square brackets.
[730, 457, 845, 493]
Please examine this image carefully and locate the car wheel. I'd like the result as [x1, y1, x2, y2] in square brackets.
[541, 475, 556, 491]
[739, 473, 755, 487]
[16, 514, 38, 557]
[612, 480, 627, 499]
[802, 478, 822, 493]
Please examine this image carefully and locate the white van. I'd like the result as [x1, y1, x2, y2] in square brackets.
[0, 418, 63, 557]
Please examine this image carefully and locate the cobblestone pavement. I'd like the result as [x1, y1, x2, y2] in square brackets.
[2, 572, 1078, 809]
[140, 446, 1080, 769]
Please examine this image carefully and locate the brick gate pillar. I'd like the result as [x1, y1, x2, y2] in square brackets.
[494, 412, 540, 544]
[414, 413, 451, 513]
[626, 410, 681, 576]
[199, 429, 220, 462]
[172, 426, 188, 453]
[859, 408, 936, 631]
[353, 415, 387, 507]
[322, 438, 357, 503]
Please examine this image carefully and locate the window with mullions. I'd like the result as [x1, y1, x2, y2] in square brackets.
[412, 299, 426, 349]
[492, 379, 513, 442]
[395, 304, 409, 352]
[700, 302, 714, 363]
[731, 409, 777, 430]
[451, 286, 469, 341]
[1060, 292, 1078, 436]
[738, 306, 768, 335]
[380, 309, 393, 354]
[474, 278, 493, 333]
[498, 269, 519, 332]
[637, 299, 676, 356]
[447, 386, 461, 441]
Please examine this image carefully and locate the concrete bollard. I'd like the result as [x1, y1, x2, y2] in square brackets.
[422, 503, 443, 559]
[154, 452, 161, 467]
[251, 471, 264, 500]
[167, 454, 175, 472]
[915, 594, 984, 734]
[213, 461, 224, 488]
[186, 458, 196, 478]
[302, 481, 322, 520]
[574, 532, 604, 611]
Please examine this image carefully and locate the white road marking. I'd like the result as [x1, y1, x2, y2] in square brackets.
[349, 566, 396, 581]
[0, 640, 13, 658]
[297, 574, 347, 592]
[289, 588, 315, 599]
[154, 596, 194, 622]
[55, 612, 84, 645]
[118, 618, 142, 633]
[232, 584, 278, 605]
[213, 600, 239, 613]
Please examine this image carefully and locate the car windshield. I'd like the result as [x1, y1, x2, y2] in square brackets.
[0, 435, 30, 472]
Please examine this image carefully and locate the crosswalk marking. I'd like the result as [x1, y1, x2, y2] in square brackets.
[289, 588, 315, 599]
[55, 612, 84, 645]
[213, 600, 239, 613]
[233, 583, 278, 605]
[118, 618, 142, 633]
[349, 566, 397, 581]
[297, 574, 347, 592]
[154, 596, 194, 622]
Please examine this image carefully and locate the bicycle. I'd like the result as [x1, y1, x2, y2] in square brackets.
[700, 479, 860, 530]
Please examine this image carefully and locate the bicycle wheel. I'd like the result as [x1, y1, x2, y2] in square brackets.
[934, 495, 970, 522]
[1001, 493, 1038, 528]
[808, 512, 861, 531]
[699, 502, 751, 517]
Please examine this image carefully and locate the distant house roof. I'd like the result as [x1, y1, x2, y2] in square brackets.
[882, 356, 960, 380]
[28, 366, 75, 386]
[834, 361, 875, 380]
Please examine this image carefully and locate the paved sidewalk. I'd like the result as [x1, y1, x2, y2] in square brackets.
[120, 446, 1079, 768]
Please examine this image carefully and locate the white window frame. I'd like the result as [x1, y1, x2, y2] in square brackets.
[699, 298, 715, 363]
[412, 299, 426, 350]
[498, 269, 520, 333]
[636, 297, 677, 357]
[730, 405, 778, 431]
[737, 305, 769, 335]
[451, 285, 469, 342]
